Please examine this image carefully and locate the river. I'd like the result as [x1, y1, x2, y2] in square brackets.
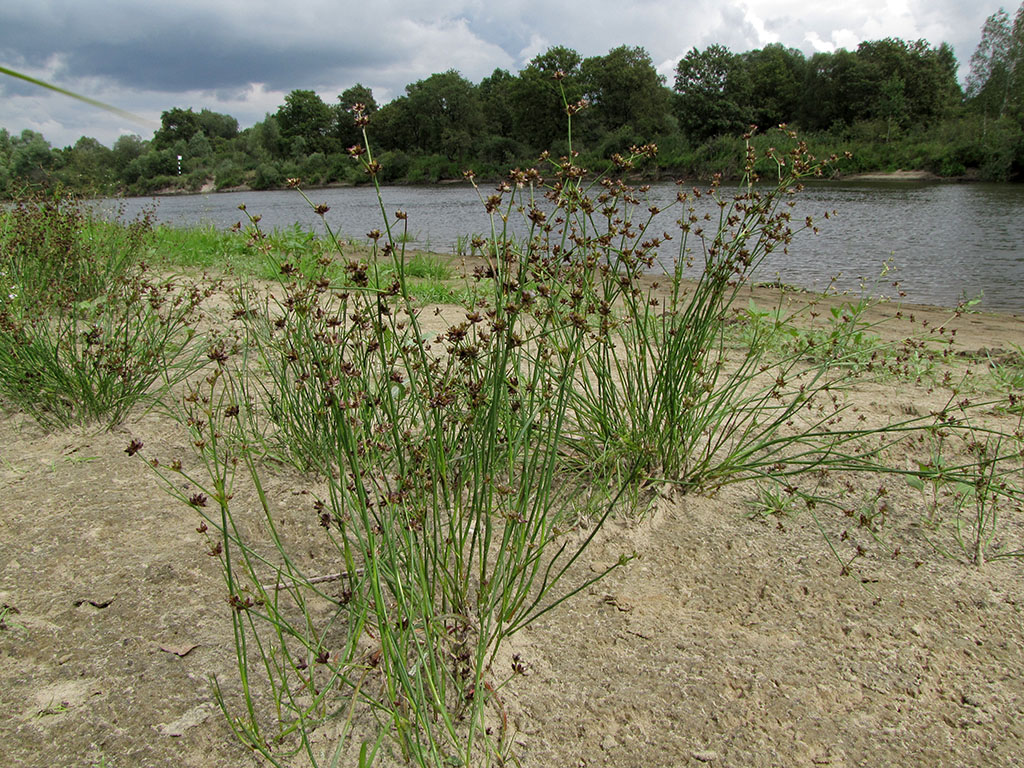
[101, 180, 1024, 313]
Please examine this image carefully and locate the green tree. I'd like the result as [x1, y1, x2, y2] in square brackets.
[370, 96, 416, 153]
[152, 107, 202, 149]
[239, 116, 283, 160]
[338, 83, 378, 114]
[61, 136, 115, 189]
[479, 68, 517, 138]
[855, 38, 960, 126]
[510, 46, 584, 150]
[0, 128, 11, 167]
[966, 5, 1024, 123]
[798, 50, 864, 130]
[111, 134, 145, 180]
[10, 130, 56, 185]
[276, 90, 334, 154]
[581, 45, 669, 136]
[123, 148, 178, 186]
[334, 83, 378, 148]
[0, 129, 13, 194]
[196, 109, 239, 140]
[403, 70, 484, 159]
[674, 44, 750, 141]
[187, 131, 213, 159]
[740, 44, 806, 128]
[879, 75, 908, 140]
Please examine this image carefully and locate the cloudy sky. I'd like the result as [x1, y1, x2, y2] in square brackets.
[0, 0, 998, 148]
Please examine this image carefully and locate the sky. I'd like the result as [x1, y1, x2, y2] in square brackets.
[0, 0, 1001, 149]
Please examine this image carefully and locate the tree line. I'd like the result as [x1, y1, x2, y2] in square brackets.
[3, 4, 1024, 198]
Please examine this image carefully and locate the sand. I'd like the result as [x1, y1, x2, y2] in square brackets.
[2, 285, 1023, 768]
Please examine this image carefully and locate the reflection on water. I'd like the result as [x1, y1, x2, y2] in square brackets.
[101, 180, 1024, 313]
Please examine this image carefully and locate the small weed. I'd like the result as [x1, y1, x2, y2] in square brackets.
[0, 603, 22, 631]
[0, 456, 25, 474]
[35, 699, 71, 718]
[748, 482, 800, 519]
[987, 346, 1024, 412]
[905, 424, 1024, 565]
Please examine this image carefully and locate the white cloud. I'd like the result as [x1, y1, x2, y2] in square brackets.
[518, 33, 549, 66]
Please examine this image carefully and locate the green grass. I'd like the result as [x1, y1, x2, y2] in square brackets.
[986, 346, 1024, 412]
[148, 222, 466, 304]
[148, 224, 258, 272]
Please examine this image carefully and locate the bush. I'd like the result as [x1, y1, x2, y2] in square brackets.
[251, 162, 282, 190]
[406, 153, 459, 183]
[214, 160, 245, 190]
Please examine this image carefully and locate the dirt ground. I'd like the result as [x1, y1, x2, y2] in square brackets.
[2, 285, 1023, 768]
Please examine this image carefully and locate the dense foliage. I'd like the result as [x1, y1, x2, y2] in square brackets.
[3, 5, 1024, 197]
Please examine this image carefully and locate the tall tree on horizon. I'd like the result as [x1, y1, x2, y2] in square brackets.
[965, 4, 1023, 121]
[674, 44, 750, 141]
[580, 45, 670, 137]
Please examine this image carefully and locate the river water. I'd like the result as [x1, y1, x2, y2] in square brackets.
[103, 180, 1024, 313]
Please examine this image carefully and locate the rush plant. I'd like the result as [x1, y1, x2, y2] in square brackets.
[0, 194, 208, 429]
[141, 101, 641, 767]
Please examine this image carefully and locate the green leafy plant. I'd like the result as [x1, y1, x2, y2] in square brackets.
[987, 346, 1024, 412]
[905, 422, 1024, 565]
[0, 602, 22, 632]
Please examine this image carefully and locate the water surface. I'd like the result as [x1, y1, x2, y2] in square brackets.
[102, 180, 1024, 313]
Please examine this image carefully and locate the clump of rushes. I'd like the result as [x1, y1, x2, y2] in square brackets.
[0, 191, 150, 311]
[0, 193, 210, 429]
[144, 99, 638, 768]
[534, 124, 861, 488]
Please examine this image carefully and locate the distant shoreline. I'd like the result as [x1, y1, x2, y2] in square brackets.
[841, 169, 945, 182]
[149, 168, 967, 198]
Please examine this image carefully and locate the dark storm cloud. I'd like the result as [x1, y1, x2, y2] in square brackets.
[0, 6, 390, 94]
[62, 39, 391, 93]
